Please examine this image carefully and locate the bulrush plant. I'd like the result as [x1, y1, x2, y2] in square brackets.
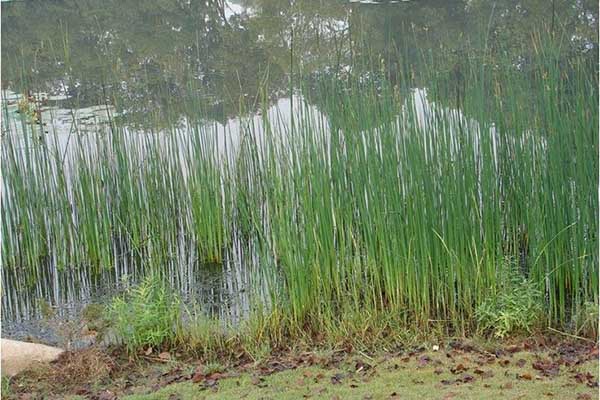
[1, 26, 597, 351]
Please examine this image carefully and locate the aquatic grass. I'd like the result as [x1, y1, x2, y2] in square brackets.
[1, 26, 597, 343]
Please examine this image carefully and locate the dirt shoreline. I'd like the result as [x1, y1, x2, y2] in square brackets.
[3, 335, 598, 399]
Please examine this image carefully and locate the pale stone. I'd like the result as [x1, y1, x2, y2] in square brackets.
[1, 339, 64, 376]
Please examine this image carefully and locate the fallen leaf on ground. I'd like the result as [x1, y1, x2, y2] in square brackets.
[418, 355, 431, 367]
[572, 372, 598, 388]
[75, 386, 92, 396]
[191, 370, 205, 383]
[517, 373, 533, 380]
[532, 359, 560, 377]
[201, 378, 219, 392]
[331, 373, 344, 385]
[457, 374, 474, 383]
[207, 372, 227, 380]
[506, 345, 521, 353]
[450, 364, 467, 374]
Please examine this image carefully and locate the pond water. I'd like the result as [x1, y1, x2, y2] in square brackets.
[1, 0, 597, 345]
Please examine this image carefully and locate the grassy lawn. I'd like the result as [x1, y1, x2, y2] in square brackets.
[6, 340, 598, 400]
[120, 353, 598, 400]
[9, 346, 598, 400]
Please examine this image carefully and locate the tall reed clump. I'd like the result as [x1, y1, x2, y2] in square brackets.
[227, 27, 596, 339]
[1, 27, 597, 343]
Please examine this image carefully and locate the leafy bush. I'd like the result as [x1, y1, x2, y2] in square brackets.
[475, 273, 543, 338]
[108, 276, 181, 353]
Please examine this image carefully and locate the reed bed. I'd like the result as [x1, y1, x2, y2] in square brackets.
[1, 31, 597, 340]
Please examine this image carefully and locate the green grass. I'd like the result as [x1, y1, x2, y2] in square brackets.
[1, 25, 598, 348]
[117, 351, 598, 400]
[108, 276, 182, 353]
[9, 344, 598, 400]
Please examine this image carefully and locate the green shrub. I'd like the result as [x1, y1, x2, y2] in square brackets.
[475, 272, 543, 338]
[107, 276, 181, 353]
